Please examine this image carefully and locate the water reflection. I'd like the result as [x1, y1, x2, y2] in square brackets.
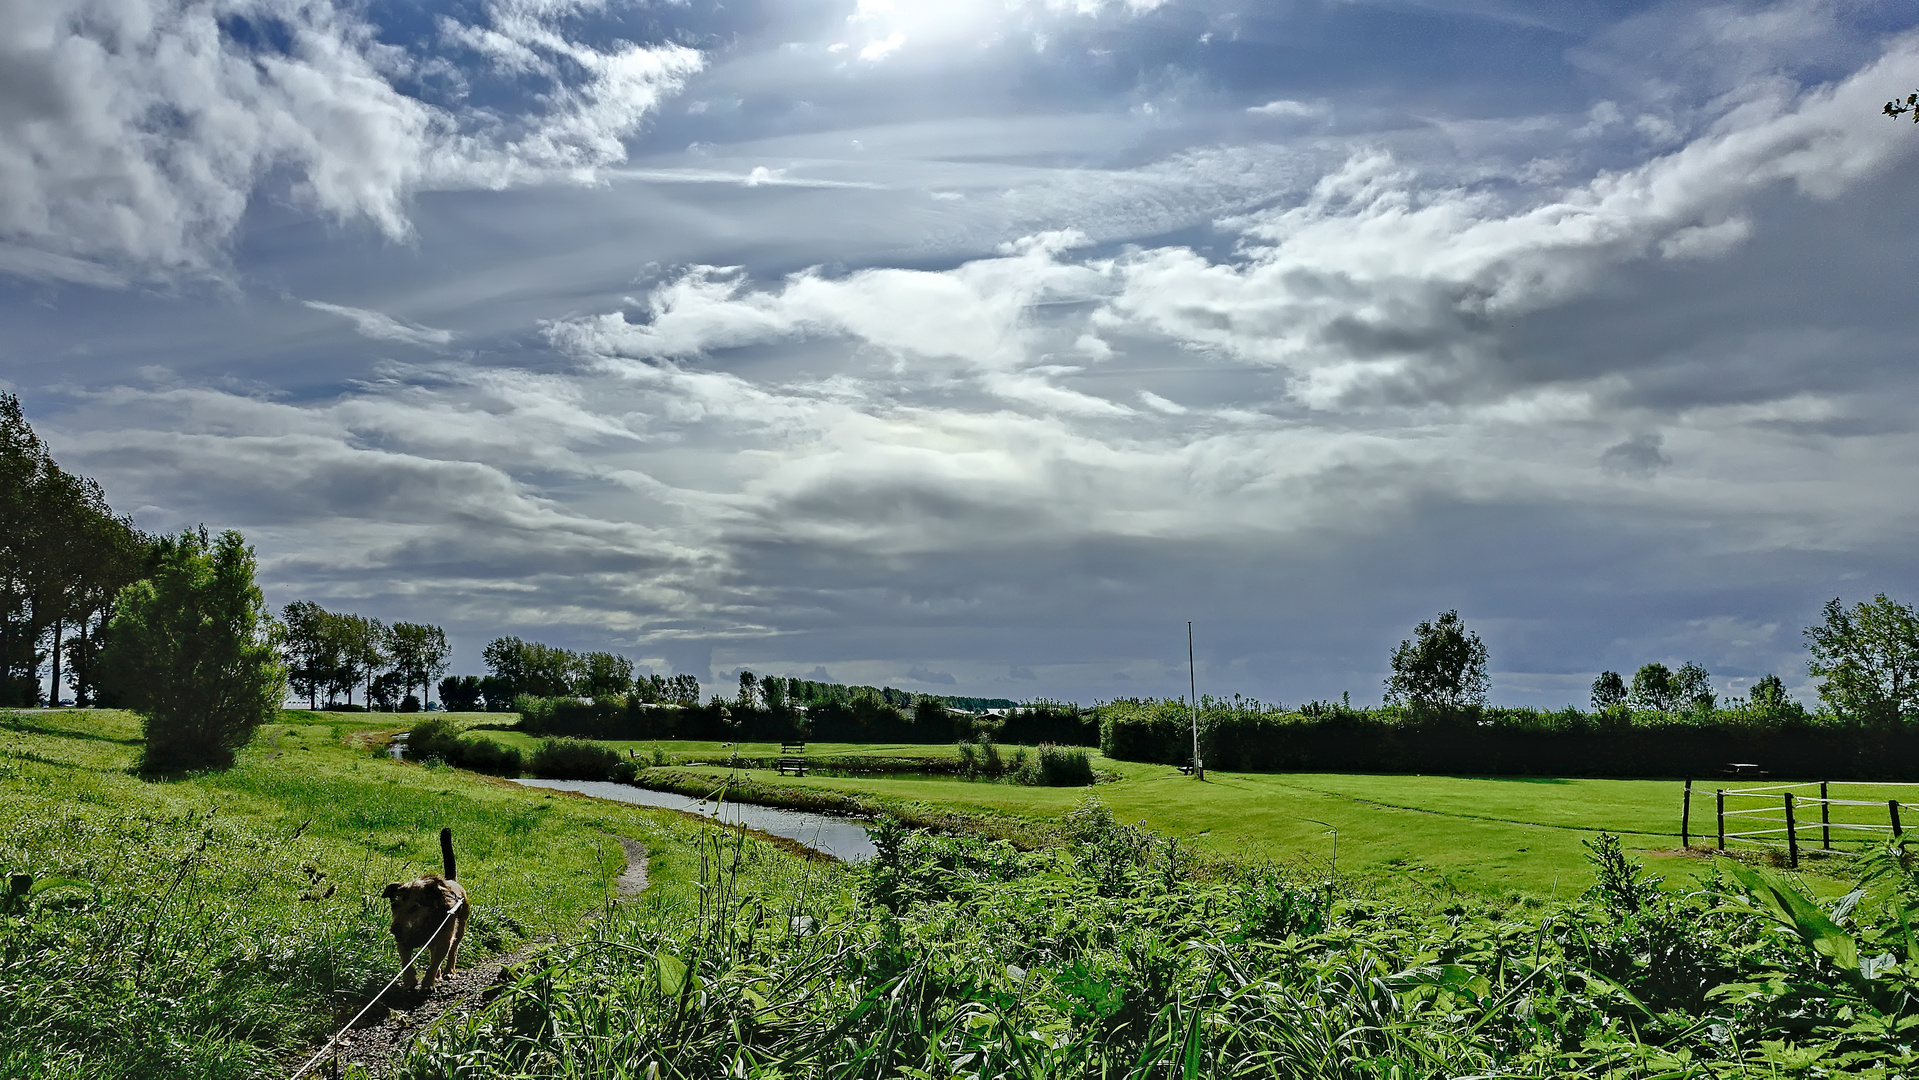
[512, 779, 877, 863]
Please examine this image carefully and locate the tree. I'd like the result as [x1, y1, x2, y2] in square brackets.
[1805, 595, 1919, 729]
[1383, 610, 1489, 718]
[1745, 673, 1806, 721]
[1673, 661, 1714, 713]
[761, 675, 787, 713]
[387, 622, 450, 709]
[438, 674, 483, 711]
[0, 394, 144, 707]
[578, 651, 634, 702]
[737, 670, 760, 710]
[280, 601, 332, 710]
[1887, 93, 1919, 121]
[1628, 663, 1676, 712]
[1591, 670, 1627, 710]
[102, 528, 286, 770]
[482, 636, 577, 699]
[664, 673, 701, 706]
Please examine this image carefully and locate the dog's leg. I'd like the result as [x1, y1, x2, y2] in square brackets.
[443, 908, 468, 976]
[421, 931, 451, 991]
[396, 941, 418, 991]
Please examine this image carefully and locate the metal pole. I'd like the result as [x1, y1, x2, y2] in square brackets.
[1716, 789, 1725, 849]
[1681, 779, 1692, 848]
[1892, 800, 1904, 840]
[1821, 781, 1830, 850]
[1785, 793, 1798, 869]
[1188, 621, 1203, 781]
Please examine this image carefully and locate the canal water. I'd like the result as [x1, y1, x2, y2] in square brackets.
[512, 779, 877, 863]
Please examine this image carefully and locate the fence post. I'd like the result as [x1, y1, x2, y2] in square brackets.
[1821, 781, 1830, 850]
[1717, 789, 1725, 849]
[1892, 800, 1904, 840]
[1681, 779, 1692, 848]
[1784, 793, 1798, 869]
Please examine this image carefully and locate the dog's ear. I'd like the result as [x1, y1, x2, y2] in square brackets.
[383, 882, 400, 899]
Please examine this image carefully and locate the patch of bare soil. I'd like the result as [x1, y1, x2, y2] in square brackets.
[295, 836, 648, 1079]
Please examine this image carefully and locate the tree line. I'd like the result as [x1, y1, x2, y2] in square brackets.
[0, 395, 147, 708]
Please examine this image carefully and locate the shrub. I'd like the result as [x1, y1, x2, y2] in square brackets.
[528, 737, 624, 780]
[1024, 743, 1094, 786]
[103, 528, 287, 771]
[405, 718, 524, 776]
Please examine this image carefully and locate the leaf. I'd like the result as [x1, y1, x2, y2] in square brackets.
[655, 952, 692, 997]
[1718, 859, 1860, 977]
[1383, 964, 1491, 1002]
[21, 877, 94, 905]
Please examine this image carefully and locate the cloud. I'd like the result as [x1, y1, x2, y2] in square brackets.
[1601, 433, 1671, 478]
[0, 0, 701, 283]
[303, 302, 454, 347]
[1248, 99, 1326, 119]
[1100, 38, 1919, 408]
[906, 666, 957, 685]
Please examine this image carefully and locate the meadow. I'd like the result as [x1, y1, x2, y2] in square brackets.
[475, 729, 1902, 897]
[0, 708, 807, 1079]
[10, 708, 1915, 1078]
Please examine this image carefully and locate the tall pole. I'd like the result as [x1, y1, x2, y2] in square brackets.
[1188, 621, 1203, 781]
[1681, 779, 1692, 849]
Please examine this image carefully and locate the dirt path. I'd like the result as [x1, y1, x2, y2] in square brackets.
[300, 836, 648, 1079]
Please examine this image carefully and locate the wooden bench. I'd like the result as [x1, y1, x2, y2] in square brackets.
[777, 742, 807, 776]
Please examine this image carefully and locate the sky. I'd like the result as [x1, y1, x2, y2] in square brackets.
[4, 0, 1919, 708]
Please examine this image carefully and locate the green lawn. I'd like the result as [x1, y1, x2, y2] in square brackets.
[641, 751, 1902, 898]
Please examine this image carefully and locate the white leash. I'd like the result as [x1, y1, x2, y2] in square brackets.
[290, 898, 465, 1080]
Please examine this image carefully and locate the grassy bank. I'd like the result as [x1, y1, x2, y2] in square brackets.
[398, 807, 1919, 1078]
[0, 708, 817, 1080]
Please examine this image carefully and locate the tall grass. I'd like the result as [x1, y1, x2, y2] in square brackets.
[0, 709, 713, 1079]
[399, 796, 1919, 1077]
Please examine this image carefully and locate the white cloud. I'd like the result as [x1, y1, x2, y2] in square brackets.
[303, 301, 454, 347]
[0, 0, 701, 283]
[1247, 99, 1326, 119]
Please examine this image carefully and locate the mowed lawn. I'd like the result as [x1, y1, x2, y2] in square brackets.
[395, 721, 1909, 897]
[588, 741, 1904, 897]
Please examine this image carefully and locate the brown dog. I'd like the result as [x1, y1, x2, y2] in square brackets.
[382, 827, 469, 993]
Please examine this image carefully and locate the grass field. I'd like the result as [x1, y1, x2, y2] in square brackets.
[524, 735, 1897, 898]
[0, 708, 813, 1079]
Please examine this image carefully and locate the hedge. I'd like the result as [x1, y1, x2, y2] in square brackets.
[1097, 698, 1919, 779]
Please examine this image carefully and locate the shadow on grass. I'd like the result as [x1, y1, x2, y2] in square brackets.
[0, 712, 142, 746]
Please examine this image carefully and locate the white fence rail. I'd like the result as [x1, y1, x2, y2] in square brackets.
[1683, 779, 1919, 867]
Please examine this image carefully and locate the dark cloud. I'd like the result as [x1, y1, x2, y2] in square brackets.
[1600, 434, 1670, 478]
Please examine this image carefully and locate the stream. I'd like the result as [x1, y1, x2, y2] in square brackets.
[511, 779, 878, 863]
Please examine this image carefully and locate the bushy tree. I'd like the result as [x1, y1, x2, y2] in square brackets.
[1805, 595, 1919, 729]
[664, 673, 701, 706]
[482, 636, 578, 699]
[1629, 663, 1676, 712]
[1743, 673, 1806, 721]
[1591, 670, 1627, 710]
[578, 651, 634, 702]
[1673, 662, 1714, 713]
[439, 675, 483, 711]
[737, 670, 760, 710]
[103, 529, 286, 771]
[1383, 610, 1489, 718]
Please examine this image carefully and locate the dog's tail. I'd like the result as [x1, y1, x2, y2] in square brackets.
[440, 826, 457, 881]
